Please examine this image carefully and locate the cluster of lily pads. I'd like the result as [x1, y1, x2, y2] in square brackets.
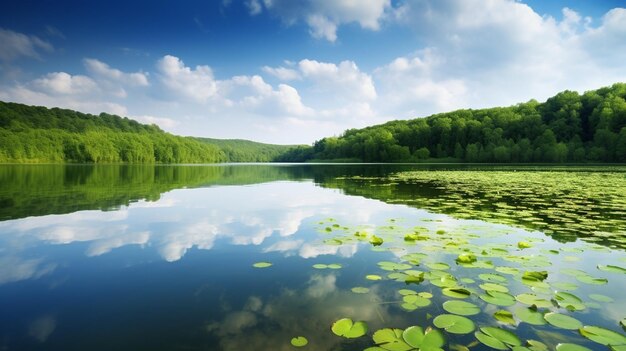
[333, 168, 626, 249]
[308, 215, 626, 350]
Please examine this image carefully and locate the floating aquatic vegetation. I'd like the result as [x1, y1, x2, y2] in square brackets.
[252, 262, 272, 268]
[290, 336, 308, 347]
[331, 318, 368, 338]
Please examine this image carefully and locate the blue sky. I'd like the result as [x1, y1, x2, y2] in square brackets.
[1, 0, 625, 144]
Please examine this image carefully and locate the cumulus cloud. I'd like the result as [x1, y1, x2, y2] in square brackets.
[249, 0, 391, 41]
[156, 55, 219, 103]
[0, 28, 53, 62]
[373, 0, 626, 119]
[84, 58, 149, 87]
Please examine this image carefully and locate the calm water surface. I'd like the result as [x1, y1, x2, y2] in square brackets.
[0, 164, 624, 351]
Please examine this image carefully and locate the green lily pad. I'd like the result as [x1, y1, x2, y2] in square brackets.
[554, 292, 586, 311]
[496, 267, 520, 275]
[433, 314, 476, 334]
[352, 287, 370, 294]
[402, 326, 446, 349]
[370, 236, 384, 246]
[555, 344, 592, 351]
[291, 336, 308, 347]
[514, 307, 546, 326]
[379, 261, 412, 271]
[252, 262, 272, 268]
[475, 330, 508, 350]
[597, 265, 626, 274]
[372, 328, 411, 351]
[480, 291, 516, 306]
[579, 325, 626, 346]
[553, 282, 579, 291]
[544, 313, 582, 330]
[442, 300, 480, 316]
[442, 287, 471, 299]
[576, 274, 608, 285]
[522, 271, 548, 282]
[494, 310, 516, 325]
[527, 339, 549, 351]
[403, 294, 431, 307]
[479, 273, 507, 283]
[480, 283, 509, 293]
[331, 318, 368, 338]
[456, 253, 477, 264]
[515, 293, 553, 308]
[427, 262, 451, 270]
[480, 327, 522, 347]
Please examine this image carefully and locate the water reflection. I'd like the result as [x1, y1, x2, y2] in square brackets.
[0, 164, 625, 350]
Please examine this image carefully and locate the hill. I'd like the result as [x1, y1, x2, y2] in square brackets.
[278, 83, 626, 163]
[196, 138, 299, 162]
[0, 102, 297, 163]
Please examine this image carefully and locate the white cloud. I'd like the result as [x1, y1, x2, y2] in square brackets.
[84, 58, 149, 87]
[33, 72, 97, 95]
[253, 0, 391, 42]
[0, 28, 53, 62]
[298, 59, 376, 101]
[373, 0, 626, 119]
[156, 55, 219, 103]
[261, 65, 301, 81]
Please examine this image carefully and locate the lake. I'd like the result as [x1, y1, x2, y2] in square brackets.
[0, 164, 625, 351]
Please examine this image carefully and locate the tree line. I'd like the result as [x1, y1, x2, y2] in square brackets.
[0, 102, 266, 163]
[278, 83, 626, 163]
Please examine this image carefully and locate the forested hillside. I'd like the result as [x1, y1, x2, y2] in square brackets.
[0, 102, 226, 163]
[279, 83, 626, 163]
[196, 138, 297, 162]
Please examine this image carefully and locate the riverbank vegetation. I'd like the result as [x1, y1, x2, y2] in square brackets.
[280, 83, 626, 163]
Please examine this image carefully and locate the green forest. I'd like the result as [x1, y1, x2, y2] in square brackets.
[2, 83, 626, 164]
[0, 102, 228, 163]
[195, 137, 296, 162]
[279, 83, 626, 163]
[0, 101, 302, 163]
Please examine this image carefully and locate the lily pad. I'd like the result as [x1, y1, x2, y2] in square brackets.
[291, 336, 308, 347]
[494, 310, 516, 325]
[331, 318, 368, 338]
[597, 265, 626, 274]
[372, 328, 411, 351]
[544, 312, 582, 330]
[442, 300, 480, 316]
[555, 344, 592, 351]
[442, 287, 471, 299]
[480, 291, 516, 306]
[480, 327, 522, 347]
[370, 235, 384, 246]
[479, 273, 507, 283]
[403, 294, 431, 307]
[427, 262, 451, 270]
[480, 283, 509, 293]
[514, 307, 546, 326]
[402, 326, 446, 350]
[515, 293, 552, 308]
[579, 325, 626, 346]
[252, 262, 272, 268]
[433, 314, 476, 334]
